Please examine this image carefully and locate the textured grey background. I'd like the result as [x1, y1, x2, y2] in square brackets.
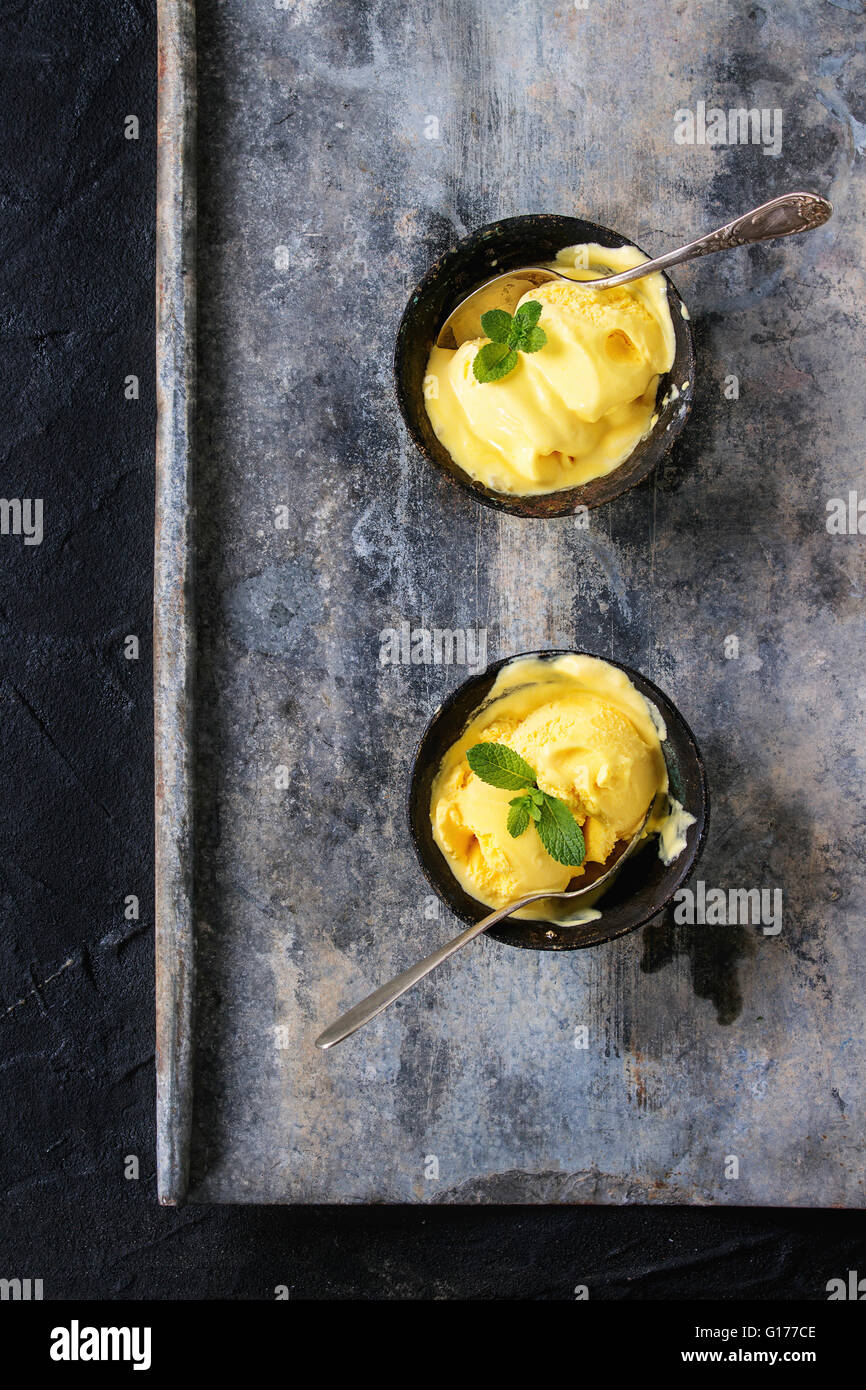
[190, 0, 865, 1204]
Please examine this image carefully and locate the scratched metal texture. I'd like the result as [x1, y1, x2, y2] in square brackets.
[156, 0, 197, 1207]
[185, 0, 866, 1204]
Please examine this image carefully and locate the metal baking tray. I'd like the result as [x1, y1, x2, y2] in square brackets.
[155, 0, 863, 1205]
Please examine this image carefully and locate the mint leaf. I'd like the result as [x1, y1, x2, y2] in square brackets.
[472, 302, 545, 383]
[518, 325, 547, 354]
[472, 342, 519, 383]
[536, 793, 586, 866]
[466, 742, 537, 791]
[468, 744, 587, 862]
[513, 299, 543, 329]
[479, 308, 513, 344]
[506, 797, 531, 839]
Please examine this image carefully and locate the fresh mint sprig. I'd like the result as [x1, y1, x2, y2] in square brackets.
[465, 741, 586, 867]
[472, 300, 547, 384]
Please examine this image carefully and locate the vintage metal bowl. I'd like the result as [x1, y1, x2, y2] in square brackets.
[407, 650, 709, 950]
[394, 214, 695, 518]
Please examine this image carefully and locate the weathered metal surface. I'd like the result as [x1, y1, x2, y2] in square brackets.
[155, 0, 197, 1204]
[162, 0, 864, 1204]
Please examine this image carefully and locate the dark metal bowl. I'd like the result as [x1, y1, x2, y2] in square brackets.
[394, 214, 695, 518]
[407, 650, 709, 951]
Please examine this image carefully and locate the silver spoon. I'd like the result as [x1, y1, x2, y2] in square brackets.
[315, 807, 652, 1050]
[436, 191, 832, 349]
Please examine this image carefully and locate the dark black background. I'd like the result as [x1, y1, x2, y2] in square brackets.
[1, 0, 864, 1301]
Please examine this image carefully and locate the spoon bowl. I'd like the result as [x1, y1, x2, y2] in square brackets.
[436, 267, 570, 349]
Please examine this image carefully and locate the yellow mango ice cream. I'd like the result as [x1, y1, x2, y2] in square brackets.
[430, 654, 692, 919]
[424, 244, 676, 495]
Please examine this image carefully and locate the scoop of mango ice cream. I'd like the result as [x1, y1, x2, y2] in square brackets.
[423, 242, 676, 497]
[507, 692, 662, 865]
[430, 655, 668, 915]
[516, 278, 669, 422]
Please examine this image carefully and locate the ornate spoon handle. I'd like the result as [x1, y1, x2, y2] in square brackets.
[591, 192, 832, 289]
